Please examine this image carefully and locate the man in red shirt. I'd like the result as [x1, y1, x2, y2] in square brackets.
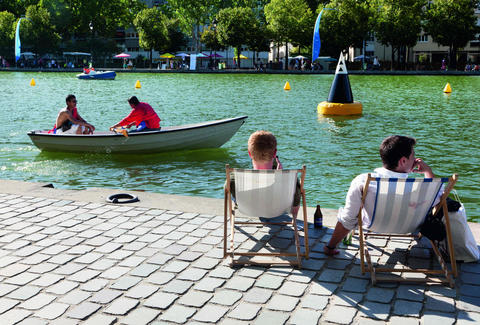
[110, 96, 161, 132]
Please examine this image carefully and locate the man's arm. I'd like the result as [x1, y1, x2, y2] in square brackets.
[413, 158, 434, 178]
[74, 112, 95, 132]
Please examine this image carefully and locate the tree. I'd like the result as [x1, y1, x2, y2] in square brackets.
[167, 0, 221, 52]
[216, 7, 257, 68]
[0, 11, 16, 59]
[374, 0, 424, 70]
[0, 0, 37, 16]
[423, 0, 479, 70]
[21, 5, 61, 57]
[247, 22, 271, 62]
[265, 0, 313, 69]
[318, 0, 375, 58]
[165, 18, 188, 54]
[134, 8, 169, 68]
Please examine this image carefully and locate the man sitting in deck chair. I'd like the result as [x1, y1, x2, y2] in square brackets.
[324, 135, 438, 255]
[228, 130, 301, 217]
[224, 130, 308, 266]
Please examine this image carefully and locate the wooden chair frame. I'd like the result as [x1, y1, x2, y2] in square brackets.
[358, 174, 458, 287]
[223, 164, 309, 267]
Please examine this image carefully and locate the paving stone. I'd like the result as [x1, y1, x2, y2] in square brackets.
[457, 295, 480, 312]
[228, 303, 261, 321]
[66, 302, 101, 320]
[331, 291, 364, 307]
[17, 317, 49, 325]
[324, 305, 357, 324]
[255, 274, 284, 289]
[460, 271, 480, 285]
[125, 284, 158, 299]
[192, 257, 221, 270]
[68, 269, 100, 283]
[194, 277, 225, 292]
[162, 279, 194, 294]
[80, 278, 109, 292]
[278, 281, 308, 297]
[342, 277, 369, 293]
[457, 310, 480, 325]
[396, 284, 425, 301]
[209, 266, 236, 279]
[317, 269, 345, 283]
[89, 289, 122, 304]
[104, 297, 139, 315]
[95, 243, 122, 254]
[144, 292, 178, 309]
[0, 297, 19, 314]
[148, 271, 175, 285]
[22, 254, 51, 265]
[157, 305, 195, 324]
[100, 266, 130, 279]
[162, 261, 190, 273]
[118, 256, 146, 267]
[365, 287, 395, 303]
[0, 256, 22, 268]
[421, 310, 455, 325]
[266, 294, 299, 311]
[288, 269, 316, 283]
[4, 272, 39, 285]
[289, 308, 322, 325]
[357, 301, 390, 320]
[178, 291, 213, 307]
[193, 304, 229, 322]
[225, 276, 255, 292]
[35, 303, 69, 320]
[300, 294, 329, 310]
[253, 309, 289, 324]
[0, 309, 32, 324]
[109, 276, 141, 291]
[237, 267, 265, 278]
[122, 307, 161, 325]
[8, 286, 41, 300]
[0, 263, 30, 277]
[424, 295, 455, 313]
[461, 262, 480, 274]
[58, 289, 91, 305]
[130, 263, 160, 277]
[393, 299, 422, 317]
[460, 284, 480, 298]
[88, 258, 116, 271]
[74, 252, 104, 264]
[244, 287, 273, 304]
[177, 251, 202, 262]
[20, 293, 56, 310]
[52, 262, 84, 275]
[210, 290, 243, 306]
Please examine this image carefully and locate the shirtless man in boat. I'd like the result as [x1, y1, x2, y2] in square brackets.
[55, 94, 95, 134]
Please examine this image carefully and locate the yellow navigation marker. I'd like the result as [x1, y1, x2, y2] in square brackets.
[30, 78, 36, 86]
[284, 81, 291, 91]
[135, 80, 142, 89]
[443, 82, 452, 93]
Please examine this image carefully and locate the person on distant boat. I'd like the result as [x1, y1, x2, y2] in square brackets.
[54, 94, 95, 135]
[110, 96, 161, 132]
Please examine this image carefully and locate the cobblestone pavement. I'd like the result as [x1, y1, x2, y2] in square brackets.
[0, 192, 479, 324]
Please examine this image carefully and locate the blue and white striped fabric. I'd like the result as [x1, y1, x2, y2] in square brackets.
[233, 169, 297, 218]
[367, 177, 448, 234]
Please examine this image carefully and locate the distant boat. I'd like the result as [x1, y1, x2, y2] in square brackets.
[77, 69, 116, 80]
[28, 116, 247, 154]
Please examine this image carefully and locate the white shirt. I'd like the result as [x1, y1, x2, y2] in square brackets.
[337, 167, 410, 230]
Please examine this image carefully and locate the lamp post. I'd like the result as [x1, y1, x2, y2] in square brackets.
[89, 22, 93, 67]
[212, 19, 217, 69]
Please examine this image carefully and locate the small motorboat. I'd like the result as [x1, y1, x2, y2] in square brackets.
[28, 116, 247, 154]
[77, 68, 116, 80]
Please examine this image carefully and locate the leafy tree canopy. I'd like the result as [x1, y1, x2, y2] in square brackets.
[21, 4, 61, 56]
[0, 11, 16, 58]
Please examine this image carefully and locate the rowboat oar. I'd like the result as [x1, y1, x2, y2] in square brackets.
[110, 127, 128, 137]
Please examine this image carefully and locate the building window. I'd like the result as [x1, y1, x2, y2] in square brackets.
[418, 34, 428, 42]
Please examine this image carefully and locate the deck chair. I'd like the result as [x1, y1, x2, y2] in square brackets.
[358, 174, 458, 287]
[223, 164, 309, 267]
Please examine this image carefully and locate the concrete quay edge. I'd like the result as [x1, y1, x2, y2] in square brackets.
[1, 179, 478, 241]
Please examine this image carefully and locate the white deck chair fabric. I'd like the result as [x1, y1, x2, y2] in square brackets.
[366, 177, 448, 234]
[233, 169, 297, 218]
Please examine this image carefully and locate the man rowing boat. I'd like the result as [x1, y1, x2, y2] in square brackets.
[110, 96, 161, 133]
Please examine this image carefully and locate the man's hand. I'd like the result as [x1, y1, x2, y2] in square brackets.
[413, 158, 434, 178]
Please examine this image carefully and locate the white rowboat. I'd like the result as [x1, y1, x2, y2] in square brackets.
[28, 116, 247, 154]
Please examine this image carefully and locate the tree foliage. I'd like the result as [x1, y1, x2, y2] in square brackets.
[423, 0, 479, 69]
[216, 7, 257, 68]
[21, 5, 61, 56]
[318, 0, 375, 57]
[0, 11, 16, 58]
[134, 8, 169, 68]
[265, 0, 313, 69]
[166, 18, 188, 54]
[374, 0, 424, 69]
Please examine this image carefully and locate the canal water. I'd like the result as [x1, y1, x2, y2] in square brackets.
[1, 71, 479, 221]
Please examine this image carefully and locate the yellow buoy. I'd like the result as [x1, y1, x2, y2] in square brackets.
[284, 81, 291, 91]
[135, 80, 141, 89]
[317, 101, 363, 115]
[443, 82, 452, 93]
[30, 78, 36, 86]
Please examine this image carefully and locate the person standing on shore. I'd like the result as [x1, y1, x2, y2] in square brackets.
[110, 96, 161, 132]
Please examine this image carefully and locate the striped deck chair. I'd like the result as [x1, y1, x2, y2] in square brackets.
[358, 174, 458, 287]
[224, 164, 309, 267]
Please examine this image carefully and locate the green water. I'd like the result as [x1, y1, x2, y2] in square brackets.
[1, 71, 479, 221]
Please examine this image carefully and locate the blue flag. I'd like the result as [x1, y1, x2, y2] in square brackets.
[15, 18, 24, 63]
[312, 10, 324, 62]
